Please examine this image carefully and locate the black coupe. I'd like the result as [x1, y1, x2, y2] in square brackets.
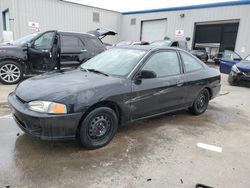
[8, 46, 221, 149]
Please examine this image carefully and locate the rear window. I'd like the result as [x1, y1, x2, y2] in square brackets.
[87, 37, 103, 49]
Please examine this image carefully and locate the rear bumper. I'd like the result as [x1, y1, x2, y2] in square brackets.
[8, 92, 84, 140]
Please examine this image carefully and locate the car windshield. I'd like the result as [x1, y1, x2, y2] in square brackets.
[81, 48, 146, 76]
[11, 33, 39, 46]
[245, 55, 250, 61]
[150, 40, 171, 46]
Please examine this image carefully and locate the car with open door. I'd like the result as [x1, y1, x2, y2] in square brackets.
[0, 30, 106, 84]
[8, 46, 221, 149]
[219, 50, 250, 85]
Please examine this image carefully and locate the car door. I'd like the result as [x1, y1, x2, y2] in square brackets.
[28, 31, 58, 73]
[220, 50, 242, 74]
[59, 34, 87, 68]
[130, 50, 186, 120]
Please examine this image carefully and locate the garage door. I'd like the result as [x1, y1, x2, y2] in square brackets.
[141, 19, 167, 42]
[194, 22, 239, 52]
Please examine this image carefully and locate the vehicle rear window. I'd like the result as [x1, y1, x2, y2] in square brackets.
[180, 51, 203, 73]
[87, 37, 103, 49]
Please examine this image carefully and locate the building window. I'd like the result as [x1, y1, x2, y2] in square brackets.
[2, 9, 10, 31]
[130, 18, 136, 25]
[93, 12, 100, 23]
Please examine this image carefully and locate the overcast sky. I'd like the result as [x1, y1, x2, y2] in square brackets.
[66, 0, 236, 12]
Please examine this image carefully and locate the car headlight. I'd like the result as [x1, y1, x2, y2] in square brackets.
[28, 101, 67, 114]
[231, 65, 241, 74]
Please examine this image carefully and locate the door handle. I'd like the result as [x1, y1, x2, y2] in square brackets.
[42, 49, 49, 53]
[177, 79, 184, 87]
[80, 49, 87, 52]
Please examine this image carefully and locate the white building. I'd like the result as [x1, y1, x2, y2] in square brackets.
[1, 0, 250, 57]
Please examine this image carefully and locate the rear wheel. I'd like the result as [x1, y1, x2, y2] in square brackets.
[79, 107, 118, 149]
[189, 88, 210, 115]
[0, 60, 23, 84]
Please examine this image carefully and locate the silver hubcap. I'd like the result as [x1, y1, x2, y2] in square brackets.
[0, 64, 21, 83]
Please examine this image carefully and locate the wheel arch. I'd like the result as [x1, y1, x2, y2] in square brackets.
[205, 86, 212, 100]
[0, 58, 25, 69]
[76, 100, 123, 134]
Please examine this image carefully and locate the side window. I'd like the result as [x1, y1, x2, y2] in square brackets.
[33, 32, 55, 49]
[142, 51, 180, 77]
[180, 51, 203, 73]
[223, 50, 241, 60]
[60, 35, 84, 51]
[245, 55, 250, 61]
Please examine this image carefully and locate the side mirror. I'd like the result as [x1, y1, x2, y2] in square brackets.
[138, 70, 157, 79]
[233, 58, 241, 61]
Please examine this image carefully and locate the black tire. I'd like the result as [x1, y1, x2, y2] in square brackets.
[228, 71, 239, 86]
[79, 107, 118, 149]
[0, 60, 23, 84]
[189, 88, 210, 115]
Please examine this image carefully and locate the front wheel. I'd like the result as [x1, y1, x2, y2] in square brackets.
[79, 107, 118, 149]
[0, 60, 23, 84]
[189, 88, 210, 115]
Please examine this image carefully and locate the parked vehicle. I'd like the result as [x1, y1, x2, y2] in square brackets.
[9, 46, 221, 149]
[150, 40, 188, 51]
[213, 52, 223, 64]
[151, 40, 209, 62]
[220, 50, 250, 85]
[116, 41, 149, 46]
[190, 48, 209, 62]
[0, 30, 106, 84]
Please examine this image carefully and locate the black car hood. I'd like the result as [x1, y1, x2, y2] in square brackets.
[0, 44, 22, 51]
[0, 44, 25, 58]
[15, 69, 123, 103]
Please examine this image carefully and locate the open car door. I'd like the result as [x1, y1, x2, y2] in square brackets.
[219, 50, 242, 74]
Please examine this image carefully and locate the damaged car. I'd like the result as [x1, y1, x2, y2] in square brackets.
[0, 30, 106, 84]
[219, 50, 250, 85]
[8, 46, 221, 149]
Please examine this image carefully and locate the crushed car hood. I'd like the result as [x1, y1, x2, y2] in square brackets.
[236, 61, 250, 72]
[15, 69, 123, 103]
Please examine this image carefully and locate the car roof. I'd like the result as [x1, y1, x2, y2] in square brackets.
[58, 31, 95, 37]
[115, 45, 182, 52]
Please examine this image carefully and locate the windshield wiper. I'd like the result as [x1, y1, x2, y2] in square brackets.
[80, 67, 89, 72]
[87, 69, 109, 76]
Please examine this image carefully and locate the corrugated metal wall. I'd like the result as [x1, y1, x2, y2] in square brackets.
[0, 0, 122, 44]
[121, 5, 250, 57]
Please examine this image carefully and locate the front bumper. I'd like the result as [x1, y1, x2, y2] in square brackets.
[229, 71, 250, 82]
[8, 92, 84, 140]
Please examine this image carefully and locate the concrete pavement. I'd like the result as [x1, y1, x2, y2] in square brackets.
[0, 73, 250, 188]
